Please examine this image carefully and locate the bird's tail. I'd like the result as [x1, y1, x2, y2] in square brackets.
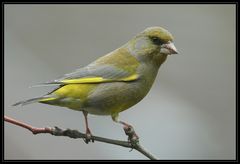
[12, 95, 56, 106]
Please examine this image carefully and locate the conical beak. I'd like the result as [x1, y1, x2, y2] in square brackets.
[160, 42, 178, 55]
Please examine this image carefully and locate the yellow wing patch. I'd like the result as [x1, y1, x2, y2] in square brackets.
[61, 77, 107, 84]
[121, 74, 139, 81]
[60, 74, 139, 84]
[39, 97, 57, 102]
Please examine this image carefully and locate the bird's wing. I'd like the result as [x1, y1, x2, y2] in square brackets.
[42, 64, 139, 85]
[33, 48, 140, 86]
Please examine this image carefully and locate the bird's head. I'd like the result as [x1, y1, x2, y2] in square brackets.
[126, 26, 178, 66]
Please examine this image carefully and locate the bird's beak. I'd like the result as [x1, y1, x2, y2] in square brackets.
[160, 41, 178, 55]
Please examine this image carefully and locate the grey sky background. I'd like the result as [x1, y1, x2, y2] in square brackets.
[4, 4, 236, 159]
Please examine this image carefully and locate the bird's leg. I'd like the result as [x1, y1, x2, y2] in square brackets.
[82, 111, 94, 143]
[112, 114, 139, 144]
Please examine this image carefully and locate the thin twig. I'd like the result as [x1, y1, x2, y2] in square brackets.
[4, 115, 157, 160]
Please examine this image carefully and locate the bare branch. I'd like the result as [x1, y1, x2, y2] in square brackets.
[4, 115, 157, 160]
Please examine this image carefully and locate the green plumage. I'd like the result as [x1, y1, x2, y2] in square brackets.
[13, 26, 177, 123]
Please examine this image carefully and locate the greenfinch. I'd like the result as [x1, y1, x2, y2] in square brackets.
[13, 26, 178, 142]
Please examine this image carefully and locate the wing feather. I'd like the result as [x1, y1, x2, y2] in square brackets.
[36, 48, 140, 85]
[42, 64, 138, 85]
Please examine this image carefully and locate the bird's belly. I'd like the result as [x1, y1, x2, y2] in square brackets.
[84, 81, 151, 115]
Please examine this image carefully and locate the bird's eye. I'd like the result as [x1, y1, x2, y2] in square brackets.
[150, 36, 164, 45]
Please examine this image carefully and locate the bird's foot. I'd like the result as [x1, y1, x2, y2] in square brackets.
[123, 124, 139, 146]
[84, 128, 94, 144]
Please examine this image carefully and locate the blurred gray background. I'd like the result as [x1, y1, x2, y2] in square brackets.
[4, 4, 236, 160]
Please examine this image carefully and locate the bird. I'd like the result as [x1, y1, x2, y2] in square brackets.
[13, 26, 178, 143]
